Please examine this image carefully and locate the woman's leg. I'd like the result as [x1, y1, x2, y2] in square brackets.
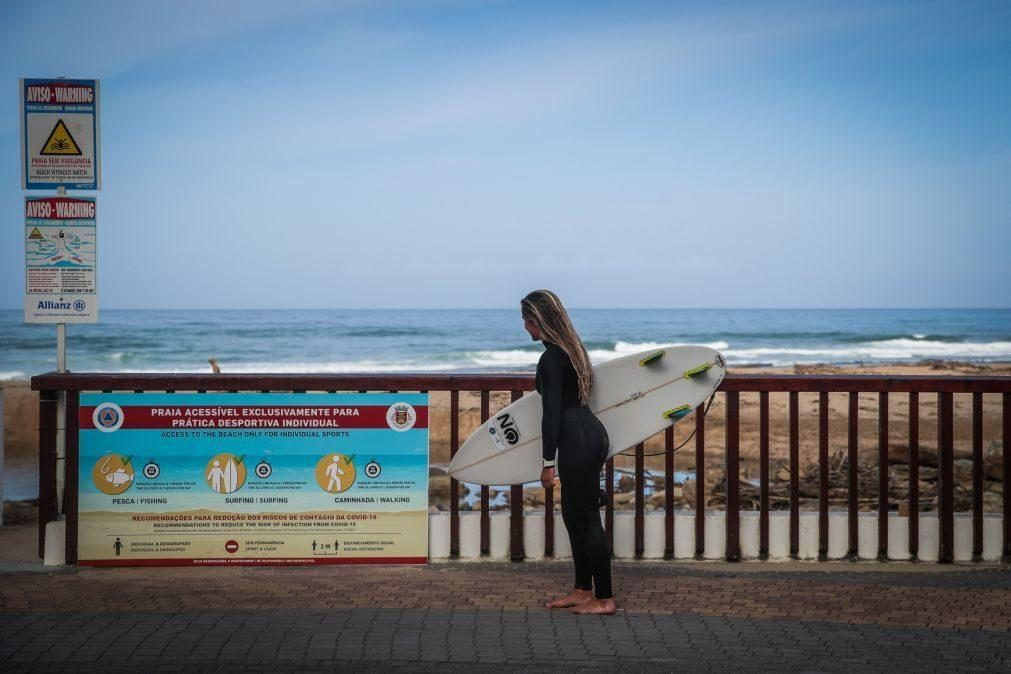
[570, 422, 616, 614]
[561, 477, 594, 592]
[546, 477, 594, 608]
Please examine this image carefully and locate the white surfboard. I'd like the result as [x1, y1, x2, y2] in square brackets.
[224, 458, 238, 493]
[449, 345, 726, 486]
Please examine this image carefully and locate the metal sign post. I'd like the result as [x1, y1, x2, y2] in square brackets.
[21, 77, 101, 519]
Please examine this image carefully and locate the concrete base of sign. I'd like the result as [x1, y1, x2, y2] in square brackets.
[44, 520, 66, 566]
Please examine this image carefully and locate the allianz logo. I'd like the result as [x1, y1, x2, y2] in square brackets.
[37, 300, 87, 311]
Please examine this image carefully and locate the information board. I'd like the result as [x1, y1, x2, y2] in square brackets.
[24, 196, 98, 323]
[77, 393, 429, 566]
[20, 78, 100, 190]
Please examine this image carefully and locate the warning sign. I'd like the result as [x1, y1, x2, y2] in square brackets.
[24, 196, 98, 324]
[20, 78, 100, 190]
[40, 119, 83, 155]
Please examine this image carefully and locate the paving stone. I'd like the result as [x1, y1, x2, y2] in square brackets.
[1, 561, 1010, 671]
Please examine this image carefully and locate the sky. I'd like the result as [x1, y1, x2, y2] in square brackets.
[1, 0, 1009, 309]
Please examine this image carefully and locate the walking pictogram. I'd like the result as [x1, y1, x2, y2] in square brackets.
[40, 119, 82, 155]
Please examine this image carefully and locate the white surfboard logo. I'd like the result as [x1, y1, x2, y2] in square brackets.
[489, 412, 520, 451]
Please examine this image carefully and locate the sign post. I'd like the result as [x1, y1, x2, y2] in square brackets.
[21, 77, 101, 521]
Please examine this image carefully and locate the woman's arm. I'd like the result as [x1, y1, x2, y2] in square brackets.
[539, 348, 565, 469]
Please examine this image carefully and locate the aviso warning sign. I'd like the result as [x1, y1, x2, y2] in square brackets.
[20, 79, 101, 190]
[24, 196, 98, 323]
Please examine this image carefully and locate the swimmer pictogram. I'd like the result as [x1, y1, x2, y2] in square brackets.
[40, 119, 82, 155]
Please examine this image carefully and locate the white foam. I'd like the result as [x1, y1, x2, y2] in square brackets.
[0, 371, 27, 381]
[469, 340, 730, 369]
[81, 360, 461, 374]
[468, 350, 542, 367]
[725, 339, 1011, 366]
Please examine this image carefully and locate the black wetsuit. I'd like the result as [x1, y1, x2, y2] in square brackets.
[537, 341, 612, 600]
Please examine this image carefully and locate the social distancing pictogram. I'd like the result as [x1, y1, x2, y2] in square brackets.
[40, 119, 82, 155]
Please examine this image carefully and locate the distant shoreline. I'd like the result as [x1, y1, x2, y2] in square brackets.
[5, 358, 1011, 382]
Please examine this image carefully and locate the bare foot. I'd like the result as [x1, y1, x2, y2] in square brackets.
[570, 598, 617, 615]
[545, 588, 593, 609]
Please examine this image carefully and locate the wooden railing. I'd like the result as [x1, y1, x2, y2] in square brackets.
[31, 372, 1011, 563]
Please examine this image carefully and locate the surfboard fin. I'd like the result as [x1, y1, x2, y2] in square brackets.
[663, 405, 692, 421]
[639, 350, 665, 367]
[683, 363, 711, 378]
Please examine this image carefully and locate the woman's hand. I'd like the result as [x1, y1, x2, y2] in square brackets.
[540, 466, 556, 489]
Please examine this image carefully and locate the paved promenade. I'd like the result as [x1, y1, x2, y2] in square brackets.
[1, 557, 1010, 672]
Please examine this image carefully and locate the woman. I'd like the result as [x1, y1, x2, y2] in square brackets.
[521, 289, 616, 615]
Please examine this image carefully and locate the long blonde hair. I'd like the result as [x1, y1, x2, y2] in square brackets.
[521, 289, 593, 405]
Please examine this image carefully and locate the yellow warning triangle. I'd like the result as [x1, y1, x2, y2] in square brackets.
[28, 227, 44, 240]
[40, 119, 82, 155]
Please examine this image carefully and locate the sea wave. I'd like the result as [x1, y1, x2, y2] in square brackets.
[75, 360, 463, 374]
[0, 371, 27, 381]
[724, 339, 1011, 366]
[468, 340, 731, 368]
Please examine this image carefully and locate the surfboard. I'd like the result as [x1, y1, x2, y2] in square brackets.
[224, 458, 238, 493]
[448, 345, 726, 486]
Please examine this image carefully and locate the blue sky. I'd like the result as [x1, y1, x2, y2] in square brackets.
[2, 0, 1009, 309]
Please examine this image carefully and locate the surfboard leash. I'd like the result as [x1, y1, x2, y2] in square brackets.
[616, 390, 718, 458]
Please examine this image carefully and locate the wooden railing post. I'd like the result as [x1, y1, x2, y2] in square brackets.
[509, 390, 524, 562]
[38, 390, 58, 559]
[819, 392, 829, 560]
[759, 391, 769, 560]
[908, 392, 919, 559]
[65, 391, 80, 564]
[1003, 392, 1010, 562]
[634, 442, 644, 558]
[449, 389, 460, 558]
[938, 392, 954, 563]
[789, 392, 799, 558]
[695, 403, 706, 559]
[971, 392, 983, 561]
[878, 392, 889, 561]
[480, 391, 491, 556]
[664, 426, 675, 559]
[847, 392, 859, 559]
[725, 391, 740, 562]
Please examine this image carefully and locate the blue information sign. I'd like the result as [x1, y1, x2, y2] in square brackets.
[77, 392, 430, 566]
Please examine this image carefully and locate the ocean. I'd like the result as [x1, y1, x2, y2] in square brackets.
[2, 308, 1011, 379]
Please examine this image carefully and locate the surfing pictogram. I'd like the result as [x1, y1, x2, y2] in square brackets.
[205, 453, 247, 494]
[39, 119, 82, 155]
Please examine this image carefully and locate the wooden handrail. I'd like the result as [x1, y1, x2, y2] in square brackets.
[31, 371, 1011, 393]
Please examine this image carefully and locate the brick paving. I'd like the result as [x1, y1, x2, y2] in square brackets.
[1, 560, 1010, 672]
